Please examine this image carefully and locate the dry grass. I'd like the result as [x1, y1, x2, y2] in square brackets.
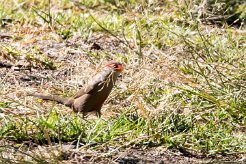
[0, 0, 245, 163]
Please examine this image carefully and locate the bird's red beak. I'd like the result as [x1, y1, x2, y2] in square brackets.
[106, 63, 123, 72]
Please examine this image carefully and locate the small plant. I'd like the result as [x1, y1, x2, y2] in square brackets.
[32, 0, 53, 27]
[0, 102, 10, 108]
[58, 29, 73, 40]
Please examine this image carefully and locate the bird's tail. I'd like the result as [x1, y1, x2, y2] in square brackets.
[28, 93, 74, 107]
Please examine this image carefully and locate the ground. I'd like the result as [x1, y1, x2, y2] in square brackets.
[0, 0, 245, 163]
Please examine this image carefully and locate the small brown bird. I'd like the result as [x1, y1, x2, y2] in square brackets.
[28, 61, 123, 117]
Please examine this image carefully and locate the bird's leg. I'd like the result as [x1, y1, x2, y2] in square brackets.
[96, 111, 101, 118]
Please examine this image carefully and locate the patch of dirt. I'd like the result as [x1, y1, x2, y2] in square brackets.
[1, 139, 245, 163]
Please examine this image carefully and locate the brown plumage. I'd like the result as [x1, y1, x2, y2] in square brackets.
[28, 62, 123, 117]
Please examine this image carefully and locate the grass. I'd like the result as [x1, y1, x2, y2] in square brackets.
[0, 0, 245, 162]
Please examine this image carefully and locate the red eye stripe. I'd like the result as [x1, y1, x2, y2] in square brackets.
[106, 63, 123, 72]
[106, 64, 116, 68]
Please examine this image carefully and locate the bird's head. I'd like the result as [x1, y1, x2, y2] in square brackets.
[105, 62, 123, 73]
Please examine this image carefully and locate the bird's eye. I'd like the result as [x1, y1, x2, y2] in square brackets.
[114, 64, 118, 68]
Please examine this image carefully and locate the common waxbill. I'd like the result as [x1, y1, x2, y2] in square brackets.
[28, 61, 123, 117]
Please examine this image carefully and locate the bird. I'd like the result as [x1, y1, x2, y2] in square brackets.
[28, 61, 123, 117]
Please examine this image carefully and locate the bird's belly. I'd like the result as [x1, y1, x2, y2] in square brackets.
[73, 92, 110, 113]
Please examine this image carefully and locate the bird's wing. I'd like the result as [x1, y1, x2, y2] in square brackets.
[72, 71, 105, 98]
[73, 88, 86, 99]
[85, 70, 111, 94]
[73, 69, 112, 98]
